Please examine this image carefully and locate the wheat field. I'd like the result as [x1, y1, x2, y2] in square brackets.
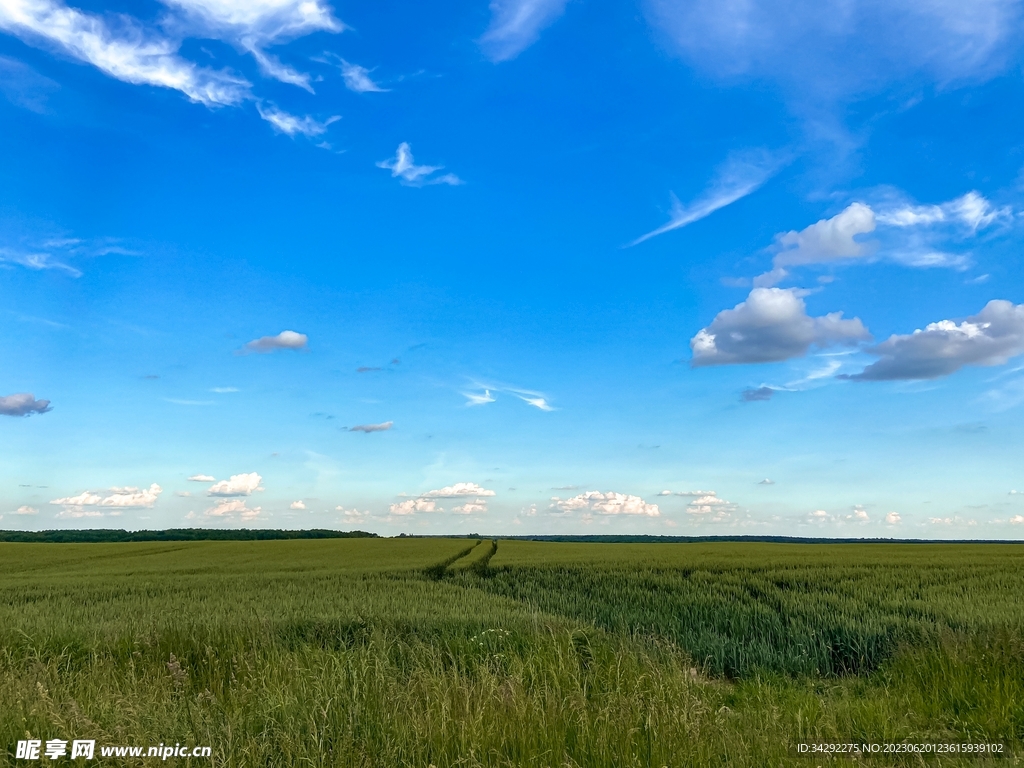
[1, 538, 1022, 766]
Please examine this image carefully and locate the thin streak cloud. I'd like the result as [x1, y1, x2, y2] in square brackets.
[629, 150, 783, 246]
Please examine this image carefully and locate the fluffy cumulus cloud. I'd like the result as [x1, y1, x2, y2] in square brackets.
[388, 483, 496, 516]
[756, 193, 1010, 285]
[389, 498, 438, 515]
[289, 500, 305, 510]
[50, 483, 162, 513]
[188, 474, 215, 482]
[205, 498, 262, 520]
[691, 287, 870, 366]
[0, 392, 51, 416]
[242, 330, 307, 353]
[845, 300, 1024, 380]
[685, 491, 736, 522]
[479, 0, 568, 62]
[377, 143, 462, 187]
[349, 421, 393, 433]
[13, 505, 38, 515]
[551, 491, 660, 517]
[422, 482, 496, 498]
[645, 0, 1024, 100]
[207, 472, 263, 496]
[885, 511, 901, 525]
[452, 500, 488, 514]
[756, 203, 876, 286]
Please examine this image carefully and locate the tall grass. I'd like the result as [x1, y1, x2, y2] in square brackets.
[0, 539, 1021, 766]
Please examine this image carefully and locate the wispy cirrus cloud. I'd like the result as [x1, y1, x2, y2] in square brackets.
[161, 0, 343, 91]
[479, 0, 569, 62]
[461, 383, 554, 410]
[256, 103, 339, 137]
[377, 143, 462, 186]
[629, 150, 783, 246]
[337, 59, 388, 92]
[646, 0, 1024, 100]
[0, 0, 252, 106]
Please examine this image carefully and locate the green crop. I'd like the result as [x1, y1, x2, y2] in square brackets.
[0, 538, 1020, 767]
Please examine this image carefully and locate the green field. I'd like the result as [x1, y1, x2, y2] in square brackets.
[2, 538, 1022, 766]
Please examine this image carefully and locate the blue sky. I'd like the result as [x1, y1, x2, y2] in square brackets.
[2, 0, 1024, 537]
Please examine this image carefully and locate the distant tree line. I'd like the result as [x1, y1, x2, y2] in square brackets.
[0, 529, 378, 543]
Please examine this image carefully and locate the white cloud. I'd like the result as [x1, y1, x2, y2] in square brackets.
[13, 505, 37, 515]
[335, 505, 369, 519]
[289, 500, 305, 510]
[0, 392, 51, 416]
[877, 191, 1011, 231]
[50, 483, 162, 510]
[1010, 515, 1024, 524]
[929, 516, 977, 526]
[686, 491, 736, 522]
[207, 472, 263, 496]
[176, 491, 192, 497]
[422, 482, 496, 498]
[765, 202, 876, 279]
[452, 499, 488, 514]
[463, 384, 554, 410]
[479, 0, 568, 62]
[56, 507, 109, 519]
[657, 490, 672, 496]
[0, 0, 251, 106]
[210, 387, 239, 393]
[758, 478, 775, 485]
[646, 0, 1023, 99]
[338, 59, 387, 92]
[242, 330, 307, 353]
[463, 389, 496, 406]
[389, 498, 439, 515]
[515, 393, 553, 411]
[551, 491, 661, 516]
[161, 0, 342, 90]
[630, 150, 781, 246]
[206, 498, 262, 520]
[0, 246, 81, 276]
[845, 300, 1024, 381]
[349, 421, 393, 433]
[757, 193, 1010, 286]
[691, 287, 870, 366]
[257, 103, 339, 136]
[100, 484, 163, 507]
[885, 511, 901, 524]
[377, 142, 463, 186]
[851, 506, 870, 521]
[188, 474, 216, 482]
